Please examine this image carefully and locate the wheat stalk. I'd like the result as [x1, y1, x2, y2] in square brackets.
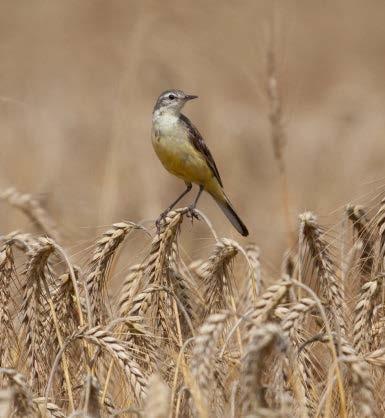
[34, 397, 66, 418]
[375, 197, 385, 271]
[86, 221, 145, 324]
[239, 244, 263, 310]
[3, 186, 385, 417]
[143, 374, 170, 418]
[0, 187, 61, 242]
[0, 368, 35, 417]
[79, 326, 148, 403]
[136, 209, 187, 343]
[82, 375, 101, 418]
[240, 323, 285, 415]
[118, 264, 143, 318]
[0, 245, 16, 368]
[353, 275, 383, 354]
[338, 339, 375, 418]
[346, 204, 374, 278]
[21, 237, 55, 387]
[190, 312, 230, 413]
[281, 298, 316, 341]
[246, 278, 291, 333]
[299, 212, 346, 334]
[201, 238, 241, 318]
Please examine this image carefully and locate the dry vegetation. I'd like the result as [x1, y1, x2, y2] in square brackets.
[3, 1, 385, 417]
[2, 188, 385, 417]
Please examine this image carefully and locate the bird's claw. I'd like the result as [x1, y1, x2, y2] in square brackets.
[156, 206, 200, 233]
[186, 206, 200, 224]
[155, 210, 168, 234]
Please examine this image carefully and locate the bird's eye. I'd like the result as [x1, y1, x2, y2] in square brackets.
[168, 94, 175, 100]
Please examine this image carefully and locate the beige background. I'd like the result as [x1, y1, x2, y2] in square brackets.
[1, 1, 385, 264]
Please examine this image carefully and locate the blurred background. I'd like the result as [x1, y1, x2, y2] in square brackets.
[1, 0, 385, 266]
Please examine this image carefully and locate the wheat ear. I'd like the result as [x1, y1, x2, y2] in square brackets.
[0, 368, 35, 417]
[346, 204, 374, 277]
[21, 237, 55, 387]
[143, 374, 170, 418]
[79, 326, 148, 403]
[241, 323, 285, 415]
[0, 187, 61, 242]
[86, 221, 144, 324]
[299, 212, 346, 334]
[201, 238, 241, 318]
[0, 244, 16, 368]
[353, 275, 383, 354]
[190, 312, 230, 413]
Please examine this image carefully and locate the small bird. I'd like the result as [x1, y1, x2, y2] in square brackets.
[152, 89, 249, 237]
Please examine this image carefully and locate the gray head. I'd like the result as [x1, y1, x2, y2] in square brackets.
[153, 89, 198, 114]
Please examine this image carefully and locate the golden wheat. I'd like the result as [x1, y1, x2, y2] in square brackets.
[1, 189, 385, 417]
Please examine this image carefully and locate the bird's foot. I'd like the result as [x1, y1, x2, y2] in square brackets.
[155, 210, 169, 234]
[186, 205, 200, 224]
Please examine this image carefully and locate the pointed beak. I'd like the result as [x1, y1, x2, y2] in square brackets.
[185, 94, 198, 101]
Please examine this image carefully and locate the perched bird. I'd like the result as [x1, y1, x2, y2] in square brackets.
[151, 89, 249, 237]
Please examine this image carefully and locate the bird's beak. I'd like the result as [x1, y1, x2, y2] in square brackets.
[185, 94, 198, 101]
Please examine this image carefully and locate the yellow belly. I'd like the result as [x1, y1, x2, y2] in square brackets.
[152, 131, 214, 186]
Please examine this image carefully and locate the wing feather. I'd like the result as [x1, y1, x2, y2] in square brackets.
[179, 114, 223, 187]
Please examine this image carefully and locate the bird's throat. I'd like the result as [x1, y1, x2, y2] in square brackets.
[153, 110, 180, 134]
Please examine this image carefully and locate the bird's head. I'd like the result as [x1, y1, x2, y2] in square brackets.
[153, 89, 198, 115]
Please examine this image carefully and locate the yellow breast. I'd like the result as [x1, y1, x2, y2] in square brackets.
[152, 127, 213, 186]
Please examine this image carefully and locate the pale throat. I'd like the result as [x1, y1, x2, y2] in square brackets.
[153, 108, 180, 133]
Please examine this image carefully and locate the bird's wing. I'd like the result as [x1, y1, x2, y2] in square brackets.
[179, 114, 223, 187]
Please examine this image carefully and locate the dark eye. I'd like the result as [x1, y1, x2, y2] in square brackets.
[168, 94, 175, 100]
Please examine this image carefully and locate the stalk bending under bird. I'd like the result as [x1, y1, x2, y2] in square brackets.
[151, 89, 249, 237]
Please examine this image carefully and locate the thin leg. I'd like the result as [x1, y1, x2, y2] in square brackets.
[166, 182, 192, 212]
[156, 183, 192, 232]
[187, 185, 204, 221]
[191, 185, 204, 209]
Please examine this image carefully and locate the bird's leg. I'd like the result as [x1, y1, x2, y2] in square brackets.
[187, 185, 204, 222]
[156, 183, 192, 232]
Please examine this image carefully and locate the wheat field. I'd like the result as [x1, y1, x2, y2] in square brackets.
[2, 1, 385, 417]
[2, 188, 385, 417]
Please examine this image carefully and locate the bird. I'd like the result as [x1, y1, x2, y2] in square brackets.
[151, 89, 249, 237]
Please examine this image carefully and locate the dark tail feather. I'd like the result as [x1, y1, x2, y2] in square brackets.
[213, 195, 249, 237]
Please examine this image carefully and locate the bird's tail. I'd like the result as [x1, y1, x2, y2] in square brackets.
[211, 192, 249, 237]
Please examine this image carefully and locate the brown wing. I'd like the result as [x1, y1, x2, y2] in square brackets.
[179, 114, 223, 187]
